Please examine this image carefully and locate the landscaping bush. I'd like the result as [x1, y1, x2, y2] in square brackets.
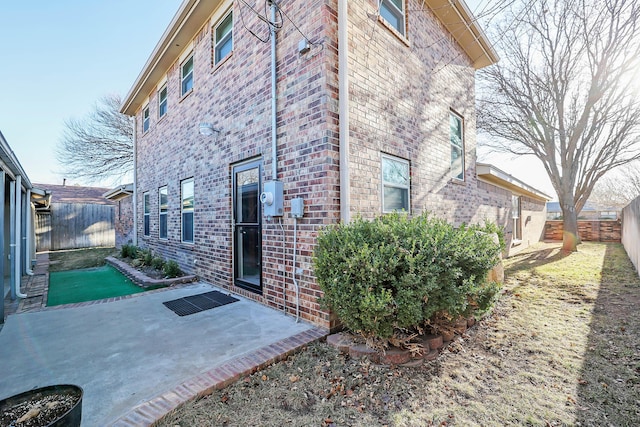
[163, 260, 182, 278]
[313, 213, 502, 344]
[151, 257, 165, 270]
[121, 244, 138, 259]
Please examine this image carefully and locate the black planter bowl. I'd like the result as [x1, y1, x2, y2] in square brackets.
[0, 384, 83, 427]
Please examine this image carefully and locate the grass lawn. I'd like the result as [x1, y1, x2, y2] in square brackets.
[48, 247, 117, 272]
[157, 242, 640, 426]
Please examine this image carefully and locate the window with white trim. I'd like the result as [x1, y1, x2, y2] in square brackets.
[158, 85, 167, 118]
[214, 12, 233, 65]
[450, 111, 465, 181]
[380, 0, 405, 36]
[142, 106, 150, 133]
[512, 195, 522, 241]
[159, 186, 168, 239]
[381, 154, 410, 212]
[143, 192, 150, 236]
[181, 55, 194, 96]
[181, 178, 194, 243]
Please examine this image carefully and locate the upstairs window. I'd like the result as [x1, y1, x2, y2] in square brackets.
[380, 0, 405, 36]
[158, 85, 167, 118]
[450, 111, 465, 181]
[142, 106, 150, 133]
[181, 55, 194, 96]
[214, 12, 233, 65]
[159, 186, 168, 239]
[381, 154, 410, 213]
[181, 178, 194, 243]
[143, 192, 150, 236]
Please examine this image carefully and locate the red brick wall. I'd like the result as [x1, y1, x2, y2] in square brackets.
[132, 0, 498, 328]
[115, 196, 134, 248]
[544, 220, 621, 242]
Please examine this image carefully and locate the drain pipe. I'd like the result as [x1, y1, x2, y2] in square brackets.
[338, 0, 350, 223]
[132, 116, 138, 246]
[293, 216, 300, 322]
[25, 189, 34, 276]
[269, 0, 278, 181]
[14, 176, 27, 298]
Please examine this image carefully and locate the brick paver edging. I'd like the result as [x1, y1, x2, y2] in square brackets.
[105, 256, 197, 288]
[107, 327, 328, 427]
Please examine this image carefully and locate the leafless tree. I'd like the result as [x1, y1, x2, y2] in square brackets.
[478, 0, 640, 251]
[591, 162, 640, 209]
[56, 94, 132, 184]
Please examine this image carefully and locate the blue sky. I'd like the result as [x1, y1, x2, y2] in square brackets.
[0, 0, 554, 196]
[0, 1, 181, 186]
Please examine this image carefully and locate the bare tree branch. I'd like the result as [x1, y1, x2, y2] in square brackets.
[478, 0, 640, 251]
[56, 94, 133, 184]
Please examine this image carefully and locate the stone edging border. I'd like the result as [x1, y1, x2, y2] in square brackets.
[107, 327, 328, 427]
[105, 256, 197, 288]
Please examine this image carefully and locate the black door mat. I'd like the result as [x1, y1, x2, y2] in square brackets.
[163, 290, 239, 317]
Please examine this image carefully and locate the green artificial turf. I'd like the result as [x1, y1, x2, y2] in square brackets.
[48, 265, 144, 306]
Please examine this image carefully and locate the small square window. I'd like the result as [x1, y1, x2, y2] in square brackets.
[450, 112, 464, 181]
[142, 106, 150, 133]
[380, 0, 405, 36]
[214, 12, 233, 65]
[158, 85, 167, 118]
[181, 55, 194, 96]
[381, 154, 410, 213]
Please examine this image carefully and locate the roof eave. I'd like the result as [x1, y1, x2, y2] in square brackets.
[427, 0, 499, 69]
[121, 0, 220, 116]
[477, 162, 551, 201]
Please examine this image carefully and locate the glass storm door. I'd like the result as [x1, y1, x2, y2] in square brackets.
[233, 160, 262, 293]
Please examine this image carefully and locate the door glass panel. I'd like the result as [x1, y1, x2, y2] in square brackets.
[236, 226, 260, 285]
[236, 168, 259, 224]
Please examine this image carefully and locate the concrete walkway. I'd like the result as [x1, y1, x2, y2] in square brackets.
[0, 281, 326, 426]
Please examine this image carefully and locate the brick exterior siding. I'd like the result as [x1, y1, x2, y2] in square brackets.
[114, 195, 134, 248]
[129, 0, 538, 329]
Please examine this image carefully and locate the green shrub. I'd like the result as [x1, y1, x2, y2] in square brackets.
[136, 248, 153, 266]
[151, 257, 165, 270]
[120, 244, 138, 259]
[481, 219, 506, 255]
[313, 212, 501, 342]
[163, 260, 182, 278]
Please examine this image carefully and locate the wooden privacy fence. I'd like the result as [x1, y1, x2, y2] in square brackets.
[544, 220, 621, 242]
[35, 203, 115, 251]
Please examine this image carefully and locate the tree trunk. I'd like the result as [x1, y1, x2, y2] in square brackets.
[562, 204, 580, 252]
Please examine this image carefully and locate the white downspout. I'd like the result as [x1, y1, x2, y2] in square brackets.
[25, 189, 34, 275]
[14, 175, 26, 298]
[270, 0, 278, 181]
[338, 0, 350, 223]
[132, 116, 138, 246]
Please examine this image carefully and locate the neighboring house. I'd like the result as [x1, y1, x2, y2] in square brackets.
[0, 131, 38, 322]
[546, 201, 620, 220]
[34, 183, 116, 251]
[104, 184, 134, 248]
[121, 0, 516, 329]
[476, 163, 550, 255]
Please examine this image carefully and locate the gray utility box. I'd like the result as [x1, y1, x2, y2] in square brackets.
[260, 180, 284, 217]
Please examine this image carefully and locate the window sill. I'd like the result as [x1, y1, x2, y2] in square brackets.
[179, 89, 193, 103]
[512, 239, 522, 247]
[450, 177, 466, 185]
[378, 16, 410, 47]
[212, 51, 233, 73]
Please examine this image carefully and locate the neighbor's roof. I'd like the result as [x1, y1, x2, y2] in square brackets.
[546, 201, 620, 213]
[477, 163, 551, 201]
[0, 130, 33, 189]
[33, 183, 115, 205]
[121, 0, 498, 115]
[103, 183, 134, 201]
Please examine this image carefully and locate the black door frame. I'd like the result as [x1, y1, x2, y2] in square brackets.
[232, 158, 263, 294]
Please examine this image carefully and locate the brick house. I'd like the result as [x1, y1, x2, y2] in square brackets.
[121, 0, 537, 329]
[104, 184, 135, 248]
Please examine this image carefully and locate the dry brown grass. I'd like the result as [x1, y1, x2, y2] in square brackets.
[156, 242, 640, 426]
[48, 247, 117, 272]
